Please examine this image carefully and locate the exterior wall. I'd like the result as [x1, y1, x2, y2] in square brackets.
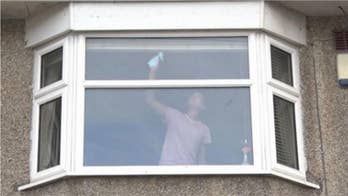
[1, 17, 347, 196]
[1, 20, 33, 195]
[300, 16, 348, 196]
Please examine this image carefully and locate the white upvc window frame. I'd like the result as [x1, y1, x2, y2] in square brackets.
[22, 31, 319, 191]
[30, 37, 71, 182]
[265, 36, 307, 181]
[73, 31, 263, 176]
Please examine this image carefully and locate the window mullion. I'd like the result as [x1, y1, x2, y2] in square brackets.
[258, 33, 274, 172]
[74, 34, 87, 173]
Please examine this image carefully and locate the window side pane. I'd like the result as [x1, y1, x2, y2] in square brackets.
[84, 88, 253, 166]
[40, 47, 63, 88]
[271, 46, 293, 86]
[86, 38, 249, 80]
[273, 96, 298, 169]
[38, 98, 62, 171]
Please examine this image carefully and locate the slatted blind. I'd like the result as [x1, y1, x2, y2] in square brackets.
[271, 46, 293, 86]
[273, 96, 299, 169]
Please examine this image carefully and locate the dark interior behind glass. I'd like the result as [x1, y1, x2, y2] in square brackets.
[38, 98, 61, 171]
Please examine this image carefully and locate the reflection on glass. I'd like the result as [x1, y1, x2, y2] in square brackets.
[41, 47, 63, 88]
[38, 98, 61, 171]
[84, 88, 253, 166]
[86, 37, 249, 80]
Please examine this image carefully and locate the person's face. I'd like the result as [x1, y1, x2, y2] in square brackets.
[187, 92, 205, 111]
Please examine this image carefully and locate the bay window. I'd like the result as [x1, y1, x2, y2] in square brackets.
[25, 32, 316, 189]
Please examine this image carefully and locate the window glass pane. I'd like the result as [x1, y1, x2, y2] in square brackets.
[38, 98, 61, 171]
[271, 46, 293, 85]
[86, 38, 249, 80]
[84, 88, 253, 166]
[41, 47, 63, 88]
[273, 96, 298, 169]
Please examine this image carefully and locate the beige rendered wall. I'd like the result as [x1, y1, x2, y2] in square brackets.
[1, 17, 347, 196]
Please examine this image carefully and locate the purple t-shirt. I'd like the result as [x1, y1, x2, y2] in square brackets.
[159, 107, 211, 165]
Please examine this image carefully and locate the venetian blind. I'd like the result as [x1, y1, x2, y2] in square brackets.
[273, 96, 299, 169]
[271, 46, 293, 86]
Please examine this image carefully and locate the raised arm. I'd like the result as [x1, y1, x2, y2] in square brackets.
[146, 54, 168, 116]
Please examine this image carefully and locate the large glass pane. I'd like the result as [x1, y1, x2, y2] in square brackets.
[84, 88, 253, 166]
[271, 46, 293, 86]
[273, 96, 298, 169]
[38, 98, 61, 171]
[86, 38, 249, 80]
[41, 47, 63, 88]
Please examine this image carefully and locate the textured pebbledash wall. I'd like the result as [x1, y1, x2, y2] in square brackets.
[1, 17, 347, 196]
[302, 17, 348, 196]
[1, 20, 33, 195]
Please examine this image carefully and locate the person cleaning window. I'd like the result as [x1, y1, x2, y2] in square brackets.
[146, 52, 212, 165]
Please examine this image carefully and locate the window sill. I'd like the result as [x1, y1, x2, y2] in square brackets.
[17, 172, 320, 191]
[271, 171, 320, 189]
[17, 172, 67, 191]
